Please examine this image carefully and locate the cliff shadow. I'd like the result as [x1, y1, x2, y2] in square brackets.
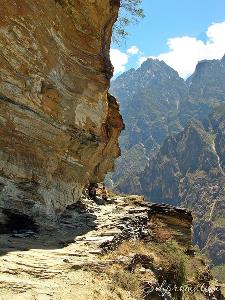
[0, 200, 98, 256]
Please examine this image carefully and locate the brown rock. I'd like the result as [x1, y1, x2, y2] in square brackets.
[0, 0, 123, 226]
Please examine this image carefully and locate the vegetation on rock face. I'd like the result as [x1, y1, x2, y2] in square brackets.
[104, 237, 216, 299]
[113, 0, 145, 44]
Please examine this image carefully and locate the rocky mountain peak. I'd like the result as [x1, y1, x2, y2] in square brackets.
[110, 54, 225, 279]
[189, 55, 225, 101]
[108, 58, 190, 193]
[139, 58, 182, 80]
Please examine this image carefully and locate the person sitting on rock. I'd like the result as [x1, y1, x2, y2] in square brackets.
[101, 184, 108, 202]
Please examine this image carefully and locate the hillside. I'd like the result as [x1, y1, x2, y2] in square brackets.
[109, 55, 225, 279]
[137, 107, 225, 279]
[108, 58, 189, 190]
[110, 55, 225, 193]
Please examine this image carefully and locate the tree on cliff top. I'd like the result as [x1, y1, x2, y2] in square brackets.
[113, 0, 145, 44]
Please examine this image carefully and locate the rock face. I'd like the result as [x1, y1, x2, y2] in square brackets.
[188, 56, 225, 103]
[0, 0, 123, 226]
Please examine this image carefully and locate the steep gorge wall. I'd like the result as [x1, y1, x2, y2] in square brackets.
[0, 0, 123, 226]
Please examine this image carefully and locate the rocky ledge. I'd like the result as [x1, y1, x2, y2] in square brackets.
[0, 194, 224, 300]
[0, 0, 124, 227]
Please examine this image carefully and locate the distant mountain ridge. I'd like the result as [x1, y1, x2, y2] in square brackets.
[189, 55, 225, 102]
[109, 55, 225, 192]
[111, 58, 188, 151]
[140, 106, 225, 270]
[108, 58, 189, 189]
[108, 55, 225, 277]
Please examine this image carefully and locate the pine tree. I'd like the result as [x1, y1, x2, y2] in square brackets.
[113, 0, 145, 44]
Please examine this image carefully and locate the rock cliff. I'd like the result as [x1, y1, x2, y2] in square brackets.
[0, 0, 124, 227]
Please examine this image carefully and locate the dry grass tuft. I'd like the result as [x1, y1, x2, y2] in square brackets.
[107, 264, 142, 299]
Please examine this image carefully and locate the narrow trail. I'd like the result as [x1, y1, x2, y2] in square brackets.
[0, 196, 145, 300]
[209, 199, 217, 221]
[212, 139, 225, 176]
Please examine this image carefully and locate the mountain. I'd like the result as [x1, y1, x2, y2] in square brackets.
[109, 55, 225, 277]
[109, 55, 225, 193]
[180, 55, 225, 125]
[111, 59, 188, 151]
[139, 107, 225, 273]
[109, 58, 189, 190]
[189, 56, 225, 103]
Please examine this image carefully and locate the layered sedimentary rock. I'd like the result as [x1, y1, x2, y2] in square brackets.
[0, 0, 123, 226]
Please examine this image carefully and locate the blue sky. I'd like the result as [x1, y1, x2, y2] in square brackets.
[110, 0, 225, 78]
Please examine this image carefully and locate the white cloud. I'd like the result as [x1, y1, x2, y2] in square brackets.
[110, 48, 129, 74]
[139, 21, 225, 78]
[127, 46, 140, 55]
[110, 45, 139, 75]
[138, 56, 148, 66]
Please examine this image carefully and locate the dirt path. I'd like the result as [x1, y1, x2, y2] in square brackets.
[0, 196, 142, 300]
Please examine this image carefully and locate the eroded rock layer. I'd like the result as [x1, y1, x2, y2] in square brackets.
[0, 0, 123, 226]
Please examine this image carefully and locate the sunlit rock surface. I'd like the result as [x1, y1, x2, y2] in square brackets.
[0, 194, 223, 299]
[0, 0, 123, 226]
